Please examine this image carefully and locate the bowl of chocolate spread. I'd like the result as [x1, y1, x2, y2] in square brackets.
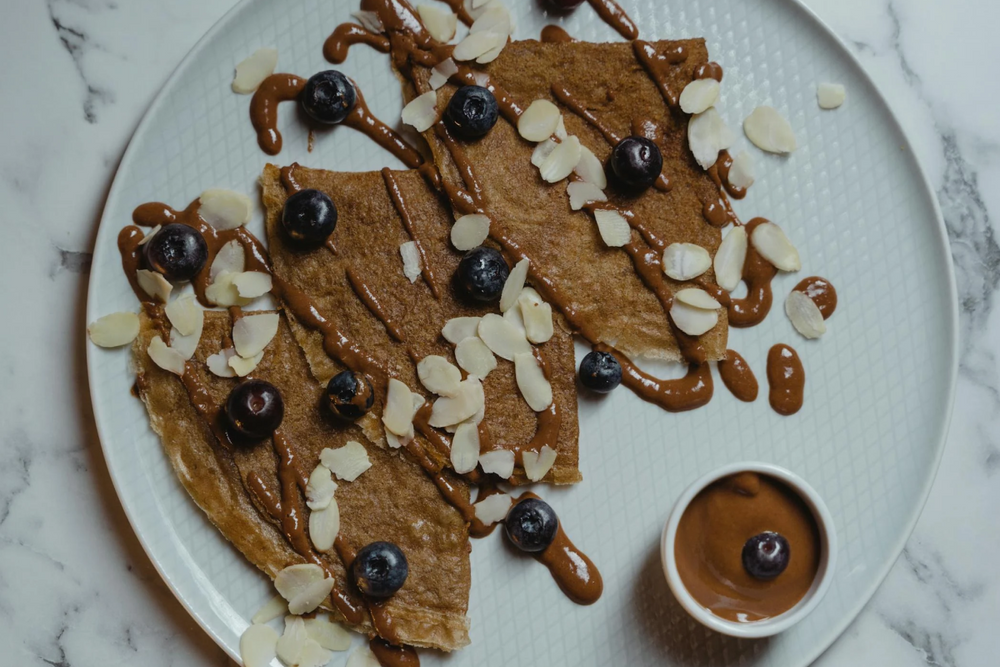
[661, 462, 837, 638]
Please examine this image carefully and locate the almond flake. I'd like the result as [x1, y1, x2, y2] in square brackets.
[518, 100, 562, 142]
[751, 222, 801, 271]
[662, 243, 711, 281]
[232, 48, 278, 95]
[593, 208, 631, 247]
[137, 225, 160, 246]
[470, 3, 511, 35]
[539, 135, 581, 183]
[148, 335, 186, 376]
[479, 449, 514, 478]
[229, 352, 263, 377]
[471, 0, 491, 8]
[452, 30, 503, 62]
[554, 115, 568, 140]
[566, 181, 607, 211]
[417, 355, 462, 397]
[136, 269, 172, 302]
[785, 290, 827, 339]
[670, 300, 719, 336]
[451, 422, 481, 474]
[304, 616, 352, 652]
[454, 336, 497, 379]
[210, 240, 245, 281]
[298, 638, 333, 667]
[476, 34, 508, 64]
[679, 78, 720, 115]
[442, 317, 481, 344]
[274, 564, 325, 604]
[352, 10, 384, 33]
[232, 271, 272, 298]
[522, 445, 558, 482]
[499, 257, 529, 312]
[715, 226, 747, 291]
[472, 70, 490, 87]
[240, 624, 278, 667]
[320, 441, 371, 482]
[165, 295, 202, 336]
[401, 90, 438, 132]
[206, 348, 238, 377]
[478, 313, 531, 361]
[382, 378, 415, 436]
[574, 145, 607, 188]
[451, 214, 490, 251]
[518, 288, 553, 344]
[206, 271, 251, 307]
[688, 107, 736, 170]
[474, 492, 512, 525]
[817, 83, 846, 110]
[251, 595, 288, 625]
[400, 241, 422, 283]
[514, 351, 553, 412]
[290, 579, 335, 615]
[277, 616, 309, 665]
[309, 498, 340, 552]
[744, 106, 797, 154]
[199, 189, 252, 230]
[417, 4, 457, 42]
[728, 150, 755, 190]
[384, 427, 412, 450]
[430, 58, 458, 90]
[675, 287, 721, 310]
[346, 645, 382, 667]
[305, 465, 338, 510]
[531, 138, 558, 168]
[87, 312, 140, 348]
[170, 320, 204, 360]
[503, 299, 526, 333]
[430, 377, 484, 427]
[233, 313, 279, 358]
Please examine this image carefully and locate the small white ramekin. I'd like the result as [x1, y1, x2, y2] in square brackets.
[660, 462, 838, 638]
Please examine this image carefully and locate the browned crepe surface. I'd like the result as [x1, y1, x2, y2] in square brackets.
[409, 39, 728, 361]
[134, 309, 471, 650]
[261, 164, 581, 484]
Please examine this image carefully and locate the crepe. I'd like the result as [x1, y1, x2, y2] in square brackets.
[134, 308, 472, 650]
[261, 164, 581, 485]
[407, 39, 729, 361]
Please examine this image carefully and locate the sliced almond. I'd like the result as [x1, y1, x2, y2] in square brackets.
[382, 378, 415, 436]
[429, 57, 458, 90]
[199, 189, 252, 230]
[277, 616, 309, 665]
[137, 225, 160, 246]
[728, 150, 755, 190]
[503, 298, 526, 333]
[786, 290, 827, 339]
[479, 449, 515, 478]
[399, 241, 422, 283]
[442, 316, 481, 344]
[165, 295, 202, 336]
[679, 77, 720, 115]
[478, 313, 531, 361]
[206, 271, 251, 307]
[346, 645, 382, 667]
[744, 106, 797, 154]
[662, 243, 711, 281]
[251, 595, 287, 625]
[451, 422, 481, 474]
[566, 181, 607, 211]
[817, 82, 846, 110]
[470, 2, 511, 35]
[228, 351, 262, 377]
[274, 564, 325, 604]
[593, 208, 631, 247]
[474, 492, 512, 525]
[531, 138, 558, 168]
[573, 146, 607, 188]
[305, 465, 338, 510]
[87, 312, 140, 348]
[499, 257, 529, 312]
[675, 287, 721, 310]
[232, 271, 272, 298]
[430, 377, 484, 428]
[401, 90, 438, 132]
[210, 239, 245, 281]
[417, 355, 462, 397]
[452, 29, 503, 62]
[688, 106, 736, 170]
[554, 115, 568, 140]
[715, 226, 747, 291]
[170, 319, 204, 360]
[454, 336, 497, 379]
[471, 70, 490, 87]
[751, 222, 801, 271]
[136, 269, 172, 303]
[522, 445, 558, 482]
[289, 578, 335, 615]
[518, 288, 553, 344]
[670, 300, 719, 336]
[240, 624, 278, 667]
[297, 639, 333, 667]
[233, 313, 279, 358]
[232, 48, 278, 95]
[309, 498, 340, 552]
[518, 99, 562, 142]
[514, 351, 553, 412]
[451, 214, 490, 251]
[319, 441, 372, 482]
[539, 135, 581, 183]
[417, 4, 457, 42]
[476, 34, 508, 65]
[206, 347, 238, 377]
[352, 10, 385, 33]
[148, 336, 185, 376]
[304, 616, 352, 652]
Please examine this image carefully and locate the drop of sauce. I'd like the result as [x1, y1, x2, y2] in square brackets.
[717, 350, 758, 402]
[793, 277, 837, 320]
[766, 344, 805, 415]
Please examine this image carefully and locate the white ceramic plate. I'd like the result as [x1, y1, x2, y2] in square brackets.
[86, 0, 958, 665]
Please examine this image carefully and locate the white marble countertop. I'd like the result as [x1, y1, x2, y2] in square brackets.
[2, 0, 997, 665]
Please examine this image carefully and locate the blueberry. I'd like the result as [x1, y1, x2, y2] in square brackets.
[545, 0, 584, 9]
[504, 497, 559, 553]
[610, 136, 663, 190]
[352, 541, 408, 600]
[282, 189, 337, 245]
[578, 351, 622, 393]
[456, 246, 509, 302]
[325, 370, 374, 421]
[226, 379, 285, 440]
[742, 531, 791, 580]
[142, 223, 208, 282]
[300, 70, 356, 124]
[444, 86, 499, 140]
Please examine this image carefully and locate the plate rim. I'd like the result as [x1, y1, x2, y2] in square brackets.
[85, 0, 960, 664]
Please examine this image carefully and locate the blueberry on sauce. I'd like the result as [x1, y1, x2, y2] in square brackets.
[142, 223, 208, 282]
[742, 531, 791, 580]
[504, 497, 559, 553]
[282, 189, 338, 245]
[300, 70, 357, 124]
[455, 246, 509, 302]
[444, 85, 499, 140]
[225, 379, 285, 440]
[610, 136, 663, 190]
[325, 370, 374, 421]
[352, 541, 409, 600]
[578, 351, 622, 393]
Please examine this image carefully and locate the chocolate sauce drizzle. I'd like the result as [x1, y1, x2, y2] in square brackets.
[766, 344, 805, 415]
[381, 167, 441, 299]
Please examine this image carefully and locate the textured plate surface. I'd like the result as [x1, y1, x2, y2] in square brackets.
[86, 0, 958, 665]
